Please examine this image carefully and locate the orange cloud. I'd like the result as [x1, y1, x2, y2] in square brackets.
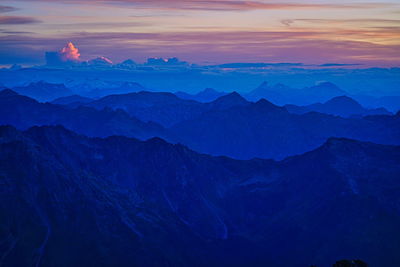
[59, 42, 81, 62]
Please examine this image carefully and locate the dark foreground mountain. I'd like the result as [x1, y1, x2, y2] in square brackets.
[285, 96, 391, 117]
[0, 89, 166, 140]
[171, 98, 400, 159]
[0, 125, 399, 266]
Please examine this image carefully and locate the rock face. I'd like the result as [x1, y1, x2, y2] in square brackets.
[1, 125, 400, 266]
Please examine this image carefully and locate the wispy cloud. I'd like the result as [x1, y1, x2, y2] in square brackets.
[0, 5, 18, 13]
[282, 18, 400, 27]
[11, 0, 394, 11]
[1, 30, 399, 66]
[0, 16, 42, 24]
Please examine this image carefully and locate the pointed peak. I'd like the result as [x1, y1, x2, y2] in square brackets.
[227, 91, 241, 97]
[210, 91, 249, 108]
[214, 91, 245, 102]
[325, 95, 363, 108]
[255, 98, 275, 106]
[327, 95, 357, 103]
[254, 98, 283, 111]
[145, 136, 169, 147]
[0, 89, 19, 97]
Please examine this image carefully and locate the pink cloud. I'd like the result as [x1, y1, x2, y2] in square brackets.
[1, 30, 399, 66]
[11, 0, 393, 11]
[59, 42, 81, 62]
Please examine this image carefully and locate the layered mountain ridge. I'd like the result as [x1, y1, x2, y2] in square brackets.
[1, 125, 399, 266]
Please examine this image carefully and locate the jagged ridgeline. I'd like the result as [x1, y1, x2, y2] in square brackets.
[1, 125, 399, 266]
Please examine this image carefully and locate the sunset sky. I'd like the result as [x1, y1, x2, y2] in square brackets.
[1, 0, 400, 66]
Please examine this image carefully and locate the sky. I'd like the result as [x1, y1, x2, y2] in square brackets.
[0, 0, 400, 66]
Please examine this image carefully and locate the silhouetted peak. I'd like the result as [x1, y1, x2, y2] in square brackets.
[214, 91, 245, 102]
[254, 98, 282, 111]
[327, 95, 359, 105]
[146, 136, 169, 145]
[0, 89, 19, 97]
[211, 91, 248, 108]
[227, 91, 241, 97]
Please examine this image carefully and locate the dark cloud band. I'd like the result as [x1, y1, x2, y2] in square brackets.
[0, 16, 42, 24]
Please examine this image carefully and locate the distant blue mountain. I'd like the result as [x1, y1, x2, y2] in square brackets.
[12, 81, 73, 102]
[246, 81, 347, 105]
[175, 88, 227, 102]
[0, 89, 166, 140]
[171, 97, 400, 159]
[51, 94, 93, 107]
[2, 89, 399, 160]
[353, 94, 400, 113]
[285, 95, 392, 117]
[85, 90, 250, 127]
[84, 81, 147, 98]
[1, 125, 399, 266]
[85, 91, 206, 127]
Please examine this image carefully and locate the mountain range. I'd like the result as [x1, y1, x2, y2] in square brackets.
[1, 89, 399, 160]
[8, 80, 400, 114]
[170, 94, 400, 159]
[12, 81, 73, 102]
[0, 89, 166, 140]
[1, 125, 399, 266]
[285, 95, 392, 118]
[84, 90, 249, 127]
[175, 88, 227, 103]
[245, 81, 400, 113]
[245, 81, 347, 106]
